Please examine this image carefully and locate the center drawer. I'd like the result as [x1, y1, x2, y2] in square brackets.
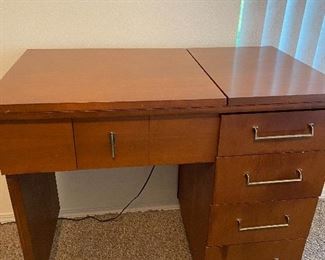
[74, 118, 149, 168]
[208, 198, 317, 246]
[214, 151, 325, 203]
[218, 110, 325, 156]
[149, 115, 219, 164]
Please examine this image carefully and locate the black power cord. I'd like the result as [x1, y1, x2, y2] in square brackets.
[58, 165, 156, 223]
[0, 166, 156, 226]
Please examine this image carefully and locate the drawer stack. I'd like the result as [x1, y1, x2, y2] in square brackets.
[207, 110, 325, 259]
[178, 110, 325, 260]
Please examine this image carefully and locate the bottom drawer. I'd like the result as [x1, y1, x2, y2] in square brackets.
[205, 239, 306, 260]
[208, 198, 317, 245]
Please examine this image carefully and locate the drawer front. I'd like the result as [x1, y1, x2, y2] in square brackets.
[218, 110, 325, 156]
[214, 152, 325, 203]
[208, 198, 317, 246]
[149, 116, 219, 164]
[205, 239, 305, 260]
[0, 122, 76, 174]
[74, 118, 149, 168]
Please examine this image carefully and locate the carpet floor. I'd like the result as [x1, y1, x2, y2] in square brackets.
[0, 199, 324, 260]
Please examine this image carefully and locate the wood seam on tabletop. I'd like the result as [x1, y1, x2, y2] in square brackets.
[71, 119, 79, 170]
[187, 49, 230, 105]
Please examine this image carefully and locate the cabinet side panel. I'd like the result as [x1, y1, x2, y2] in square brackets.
[178, 163, 215, 260]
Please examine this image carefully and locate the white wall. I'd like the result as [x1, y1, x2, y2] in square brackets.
[0, 0, 241, 222]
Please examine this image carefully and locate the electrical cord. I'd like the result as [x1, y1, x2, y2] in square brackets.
[58, 165, 156, 223]
[0, 166, 156, 226]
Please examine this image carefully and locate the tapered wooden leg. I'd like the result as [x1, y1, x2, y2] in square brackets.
[6, 173, 60, 260]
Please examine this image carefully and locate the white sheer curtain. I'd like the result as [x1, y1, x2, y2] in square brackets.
[236, 0, 325, 73]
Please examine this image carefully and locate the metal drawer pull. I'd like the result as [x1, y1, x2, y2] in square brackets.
[237, 215, 290, 232]
[245, 169, 303, 186]
[253, 123, 314, 141]
[109, 132, 116, 159]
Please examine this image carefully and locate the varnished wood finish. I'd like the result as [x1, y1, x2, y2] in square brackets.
[1, 47, 324, 260]
[75, 115, 220, 168]
[1, 48, 324, 121]
[178, 163, 215, 260]
[0, 49, 226, 119]
[189, 47, 325, 106]
[0, 99, 324, 121]
[214, 151, 325, 203]
[218, 110, 325, 156]
[0, 121, 76, 175]
[208, 198, 317, 246]
[6, 173, 59, 260]
[74, 118, 149, 168]
[150, 115, 219, 164]
[205, 239, 306, 260]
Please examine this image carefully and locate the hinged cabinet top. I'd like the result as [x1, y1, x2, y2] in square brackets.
[1, 47, 324, 119]
[0, 49, 226, 115]
[189, 47, 325, 106]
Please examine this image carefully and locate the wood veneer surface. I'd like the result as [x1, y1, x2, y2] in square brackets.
[214, 152, 325, 203]
[149, 115, 219, 164]
[218, 110, 325, 156]
[0, 121, 76, 175]
[179, 163, 215, 260]
[208, 198, 318, 246]
[0, 49, 226, 116]
[6, 173, 60, 260]
[189, 47, 325, 106]
[205, 239, 306, 260]
[74, 118, 149, 168]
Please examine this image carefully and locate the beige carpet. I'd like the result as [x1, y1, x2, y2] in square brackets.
[0, 200, 324, 260]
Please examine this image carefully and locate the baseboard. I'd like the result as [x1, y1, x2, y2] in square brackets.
[0, 212, 15, 224]
[3, 197, 325, 224]
[59, 204, 180, 218]
[0, 204, 180, 224]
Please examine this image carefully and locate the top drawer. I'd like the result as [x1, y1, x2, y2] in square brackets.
[218, 110, 325, 156]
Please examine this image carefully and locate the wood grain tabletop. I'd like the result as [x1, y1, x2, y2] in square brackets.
[0, 48, 226, 115]
[189, 46, 325, 106]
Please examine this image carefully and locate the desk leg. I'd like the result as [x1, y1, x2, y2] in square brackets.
[178, 163, 215, 260]
[6, 173, 60, 260]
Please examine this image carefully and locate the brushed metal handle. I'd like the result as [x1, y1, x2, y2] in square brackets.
[109, 131, 116, 159]
[237, 215, 290, 232]
[253, 123, 314, 141]
[245, 169, 303, 186]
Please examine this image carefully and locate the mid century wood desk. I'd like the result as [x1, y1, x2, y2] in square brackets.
[0, 47, 324, 260]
